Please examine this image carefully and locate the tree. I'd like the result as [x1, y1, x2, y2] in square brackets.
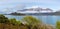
[9, 18, 21, 25]
[0, 14, 9, 23]
[22, 16, 41, 29]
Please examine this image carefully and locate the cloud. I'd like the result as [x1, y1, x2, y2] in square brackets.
[25, 5, 51, 9]
[25, 6, 39, 9]
[0, 0, 59, 5]
[1, 9, 8, 12]
[0, 0, 60, 12]
[14, 4, 26, 9]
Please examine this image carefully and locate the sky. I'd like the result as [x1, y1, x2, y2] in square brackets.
[0, 0, 60, 13]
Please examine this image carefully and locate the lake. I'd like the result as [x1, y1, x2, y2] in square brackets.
[4, 15, 60, 26]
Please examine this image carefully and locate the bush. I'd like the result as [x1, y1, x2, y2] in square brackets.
[0, 15, 9, 23]
[21, 16, 41, 29]
[9, 18, 21, 26]
[56, 21, 60, 29]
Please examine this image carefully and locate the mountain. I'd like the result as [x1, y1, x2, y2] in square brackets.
[10, 12, 26, 15]
[0, 7, 54, 15]
[9, 7, 54, 15]
[54, 10, 60, 15]
[17, 7, 53, 13]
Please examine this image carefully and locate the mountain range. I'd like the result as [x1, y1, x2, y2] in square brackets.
[16, 7, 53, 14]
[0, 7, 60, 15]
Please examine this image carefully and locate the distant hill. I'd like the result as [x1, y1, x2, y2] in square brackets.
[54, 10, 60, 15]
[10, 12, 26, 15]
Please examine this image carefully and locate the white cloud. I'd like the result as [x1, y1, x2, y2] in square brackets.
[0, 0, 59, 12]
[25, 6, 39, 9]
[25, 5, 48, 9]
[1, 9, 8, 12]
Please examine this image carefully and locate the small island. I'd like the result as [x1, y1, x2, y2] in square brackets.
[10, 12, 26, 16]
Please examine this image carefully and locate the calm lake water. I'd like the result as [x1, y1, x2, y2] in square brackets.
[4, 15, 60, 26]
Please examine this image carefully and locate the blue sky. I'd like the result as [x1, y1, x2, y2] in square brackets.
[0, 0, 60, 12]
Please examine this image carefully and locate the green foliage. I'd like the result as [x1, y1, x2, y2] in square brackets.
[9, 18, 21, 25]
[0, 14, 9, 23]
[15, 20, 21, 25]
[0, 14, 8, 19]
[0, 14, 21, 26]
[56, 21, 60, 29]
[22, 16, 41, 25]
[9, 18, 16, 25]
[22, 16, 41, 29]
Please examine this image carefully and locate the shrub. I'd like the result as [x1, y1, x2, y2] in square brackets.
[21, 16, 41, 29]
[0, 14, 9, 23]
[56, 21, 60, 29]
